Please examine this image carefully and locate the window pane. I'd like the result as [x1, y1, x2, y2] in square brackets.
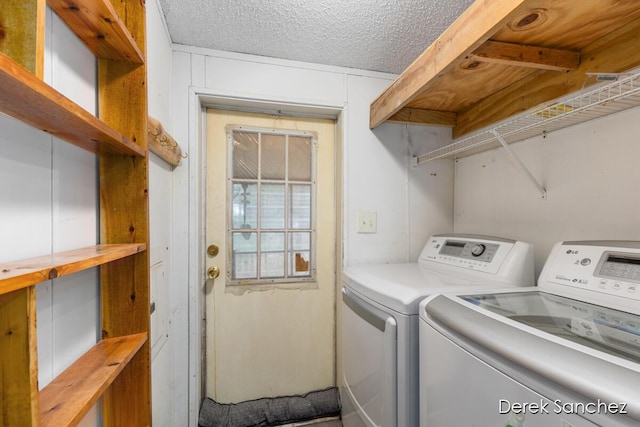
[261, 134, 286, 180]
[227, 126, 316, 285]
[289, 136, 312, 181]
[232, 131, 258, 179]
[232, 232, 257, 279]
[290, 232, 311, 277]
[231, 183, 257, 230]
[261, 184, 285, 229]
[261, 232, 285, 278]
[290, 184, 311, 229]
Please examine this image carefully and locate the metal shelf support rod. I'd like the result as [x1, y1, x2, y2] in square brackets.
[490, 129, 547, 199]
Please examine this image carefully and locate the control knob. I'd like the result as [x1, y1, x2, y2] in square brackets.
[471, 244, 486, 257]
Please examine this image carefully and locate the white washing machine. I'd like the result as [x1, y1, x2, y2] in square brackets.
[341, 234, 535, 427]
[420, 240, 640, 427]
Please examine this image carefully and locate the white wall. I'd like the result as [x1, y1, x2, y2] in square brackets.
[169, 45, 454, 424]
[146, 0, 178, 426]
[348, 79, 454, 264]
[454, 105, 640, 277]
[0, 8, 101, 427]
[170, 45, 454, 266]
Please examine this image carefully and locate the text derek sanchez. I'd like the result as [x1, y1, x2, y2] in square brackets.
[499, 399, 628, 416]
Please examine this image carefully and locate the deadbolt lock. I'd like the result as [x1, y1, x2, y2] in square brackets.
[207, 266, 220, 280]
[207, 244, 219, 257]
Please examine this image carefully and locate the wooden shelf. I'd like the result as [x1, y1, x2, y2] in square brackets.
[370, 0, 640, 140]
[0, 244, 146, 296]
[47, 0, 144, 64]
[39, 333, 147, 426]
[0, 52, 145, 157]
[414, 70, 640, 163]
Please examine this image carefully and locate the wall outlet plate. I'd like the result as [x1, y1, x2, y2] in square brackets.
[357, 211, 377, 233]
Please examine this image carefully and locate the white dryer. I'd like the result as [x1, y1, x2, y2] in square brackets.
[341, 234, 535, 427]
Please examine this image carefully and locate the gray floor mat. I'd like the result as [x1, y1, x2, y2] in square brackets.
[198, 387, 341, 427]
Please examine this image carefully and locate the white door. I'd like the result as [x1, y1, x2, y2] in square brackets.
[205, 109, 337, 403]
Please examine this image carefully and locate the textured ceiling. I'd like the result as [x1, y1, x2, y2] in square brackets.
[157, 0, 475, 74]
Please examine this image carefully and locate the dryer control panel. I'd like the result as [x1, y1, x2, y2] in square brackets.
[418, 234, 533, 281]
[437, 239, 500, 263]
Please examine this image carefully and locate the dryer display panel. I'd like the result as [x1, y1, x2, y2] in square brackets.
[439, 239, 499, 263]
[418, 235, 529, 276]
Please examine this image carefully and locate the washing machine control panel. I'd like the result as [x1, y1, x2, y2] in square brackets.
[543, 241, 640, 304]
[419, 235, 526, 276]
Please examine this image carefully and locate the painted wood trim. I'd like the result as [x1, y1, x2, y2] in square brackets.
[39, 333, 147, 426]
[469, 40, 580, 72]
[0, 52, 145, 156]
[47, 0, 144, 63]
[148, 116, 183, 166]
[0, 288, 39, 426]
[369, 0, 531, 128]
[0, 244, 147, 296]
[387, 107, 457, 127]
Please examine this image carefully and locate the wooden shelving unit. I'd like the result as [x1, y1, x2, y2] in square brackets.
[0, 0, 150, 425]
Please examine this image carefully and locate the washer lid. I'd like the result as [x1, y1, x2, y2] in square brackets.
[343, 263, 523, 315]
[461, 290, 640, 363]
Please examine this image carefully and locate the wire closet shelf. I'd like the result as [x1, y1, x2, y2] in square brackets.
[414, 70, 640, 165]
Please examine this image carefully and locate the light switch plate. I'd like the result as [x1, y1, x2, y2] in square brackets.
[357, 211, 377, 233]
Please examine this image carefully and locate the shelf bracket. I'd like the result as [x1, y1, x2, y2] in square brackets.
[490, 129, 547, 199]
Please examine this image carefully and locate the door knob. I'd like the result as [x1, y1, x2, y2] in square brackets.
[207, 266, 220, 280]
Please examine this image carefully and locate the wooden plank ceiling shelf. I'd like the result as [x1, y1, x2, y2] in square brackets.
[415, 70, 640, 164]
[370, 0, 640, 156]
[0, 244, 146, 295]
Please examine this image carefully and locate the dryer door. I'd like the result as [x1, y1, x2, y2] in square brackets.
[342, 286, 397, 427]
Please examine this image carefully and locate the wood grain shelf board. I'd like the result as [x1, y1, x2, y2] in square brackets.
[415, 70, 640, 163]
[370, 0, 640, 139]
[39, 333, 147, 427]
[47, 0, 144, 64]
[0, 244, 146, 295]
[0, 52, 145, 157]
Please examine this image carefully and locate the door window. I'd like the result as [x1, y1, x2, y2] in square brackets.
[228, 126, 316, 284]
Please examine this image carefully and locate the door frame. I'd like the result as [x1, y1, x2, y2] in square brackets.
[184, 88, 345, 423]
